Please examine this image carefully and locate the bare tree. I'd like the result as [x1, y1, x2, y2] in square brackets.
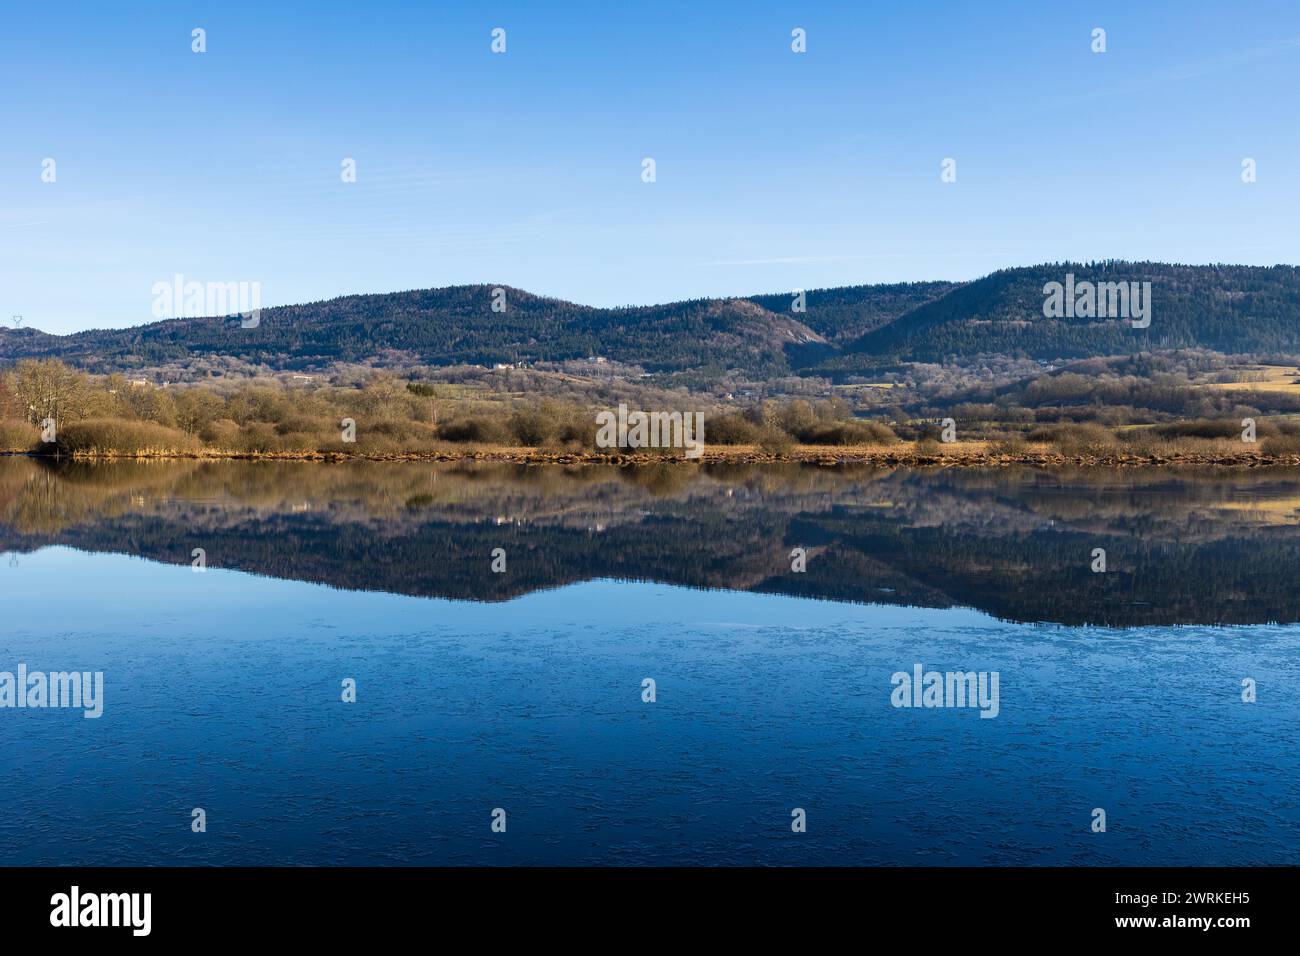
[10, 359, 94, 425]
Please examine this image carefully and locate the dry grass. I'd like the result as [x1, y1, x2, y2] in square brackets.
[1200, 364, 1300, 394]
[0, 420, 39, 453]
[56, 419, 203, 456]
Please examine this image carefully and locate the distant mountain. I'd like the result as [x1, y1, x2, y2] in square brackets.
[746, 281, 957, 342]
[4, 263, 1300, 380]
[0, 285, 839, 379]
[816, 262, 1300, 374]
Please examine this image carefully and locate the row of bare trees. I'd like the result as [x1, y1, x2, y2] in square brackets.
[0, 359, 97, 425]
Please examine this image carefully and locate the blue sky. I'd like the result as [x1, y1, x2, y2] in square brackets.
[2, 0, 1299, 333]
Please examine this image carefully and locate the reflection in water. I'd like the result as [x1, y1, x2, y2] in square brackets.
[3, 456, 1299, 867]
[4, 456, 1300, 626]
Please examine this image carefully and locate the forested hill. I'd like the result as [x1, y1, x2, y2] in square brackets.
[3, 264, 1300, 380]
[0, 282, 943, 378]
[814, 262, 1300, 374]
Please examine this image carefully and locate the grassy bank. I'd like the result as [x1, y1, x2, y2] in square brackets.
[4, 358, 1300, 466]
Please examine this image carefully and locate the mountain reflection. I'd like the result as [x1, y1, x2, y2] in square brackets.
[2, 456, 1298, 627]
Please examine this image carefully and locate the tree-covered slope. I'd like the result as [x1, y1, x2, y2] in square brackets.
[830, 262, 1300, 367]
[5, 264, 1300, 380]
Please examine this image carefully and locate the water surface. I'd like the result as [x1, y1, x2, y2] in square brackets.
[1, 458, 1297, 865]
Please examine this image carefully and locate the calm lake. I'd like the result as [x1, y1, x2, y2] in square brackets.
[1, 457, 1297, 865]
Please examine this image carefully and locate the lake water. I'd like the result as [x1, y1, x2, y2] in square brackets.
[1, 457, 1298, 865]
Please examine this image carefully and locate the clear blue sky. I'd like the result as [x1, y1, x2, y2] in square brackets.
[3, 0, 1298, 333]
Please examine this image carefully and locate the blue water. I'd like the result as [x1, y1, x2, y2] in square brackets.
[2, 545, 1296, 866]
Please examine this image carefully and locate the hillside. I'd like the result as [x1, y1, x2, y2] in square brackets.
[817, 262, 1300, 374]
[5, 263, 1300, 383]
[0, 285, 836, 380]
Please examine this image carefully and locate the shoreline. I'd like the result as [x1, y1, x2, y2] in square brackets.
[6, 444, 1300, 467]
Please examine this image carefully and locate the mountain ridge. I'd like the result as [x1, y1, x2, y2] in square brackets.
[4, 263, 1300, 382]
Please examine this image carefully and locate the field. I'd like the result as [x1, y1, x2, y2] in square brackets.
[1200, 365, 1300, 393]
